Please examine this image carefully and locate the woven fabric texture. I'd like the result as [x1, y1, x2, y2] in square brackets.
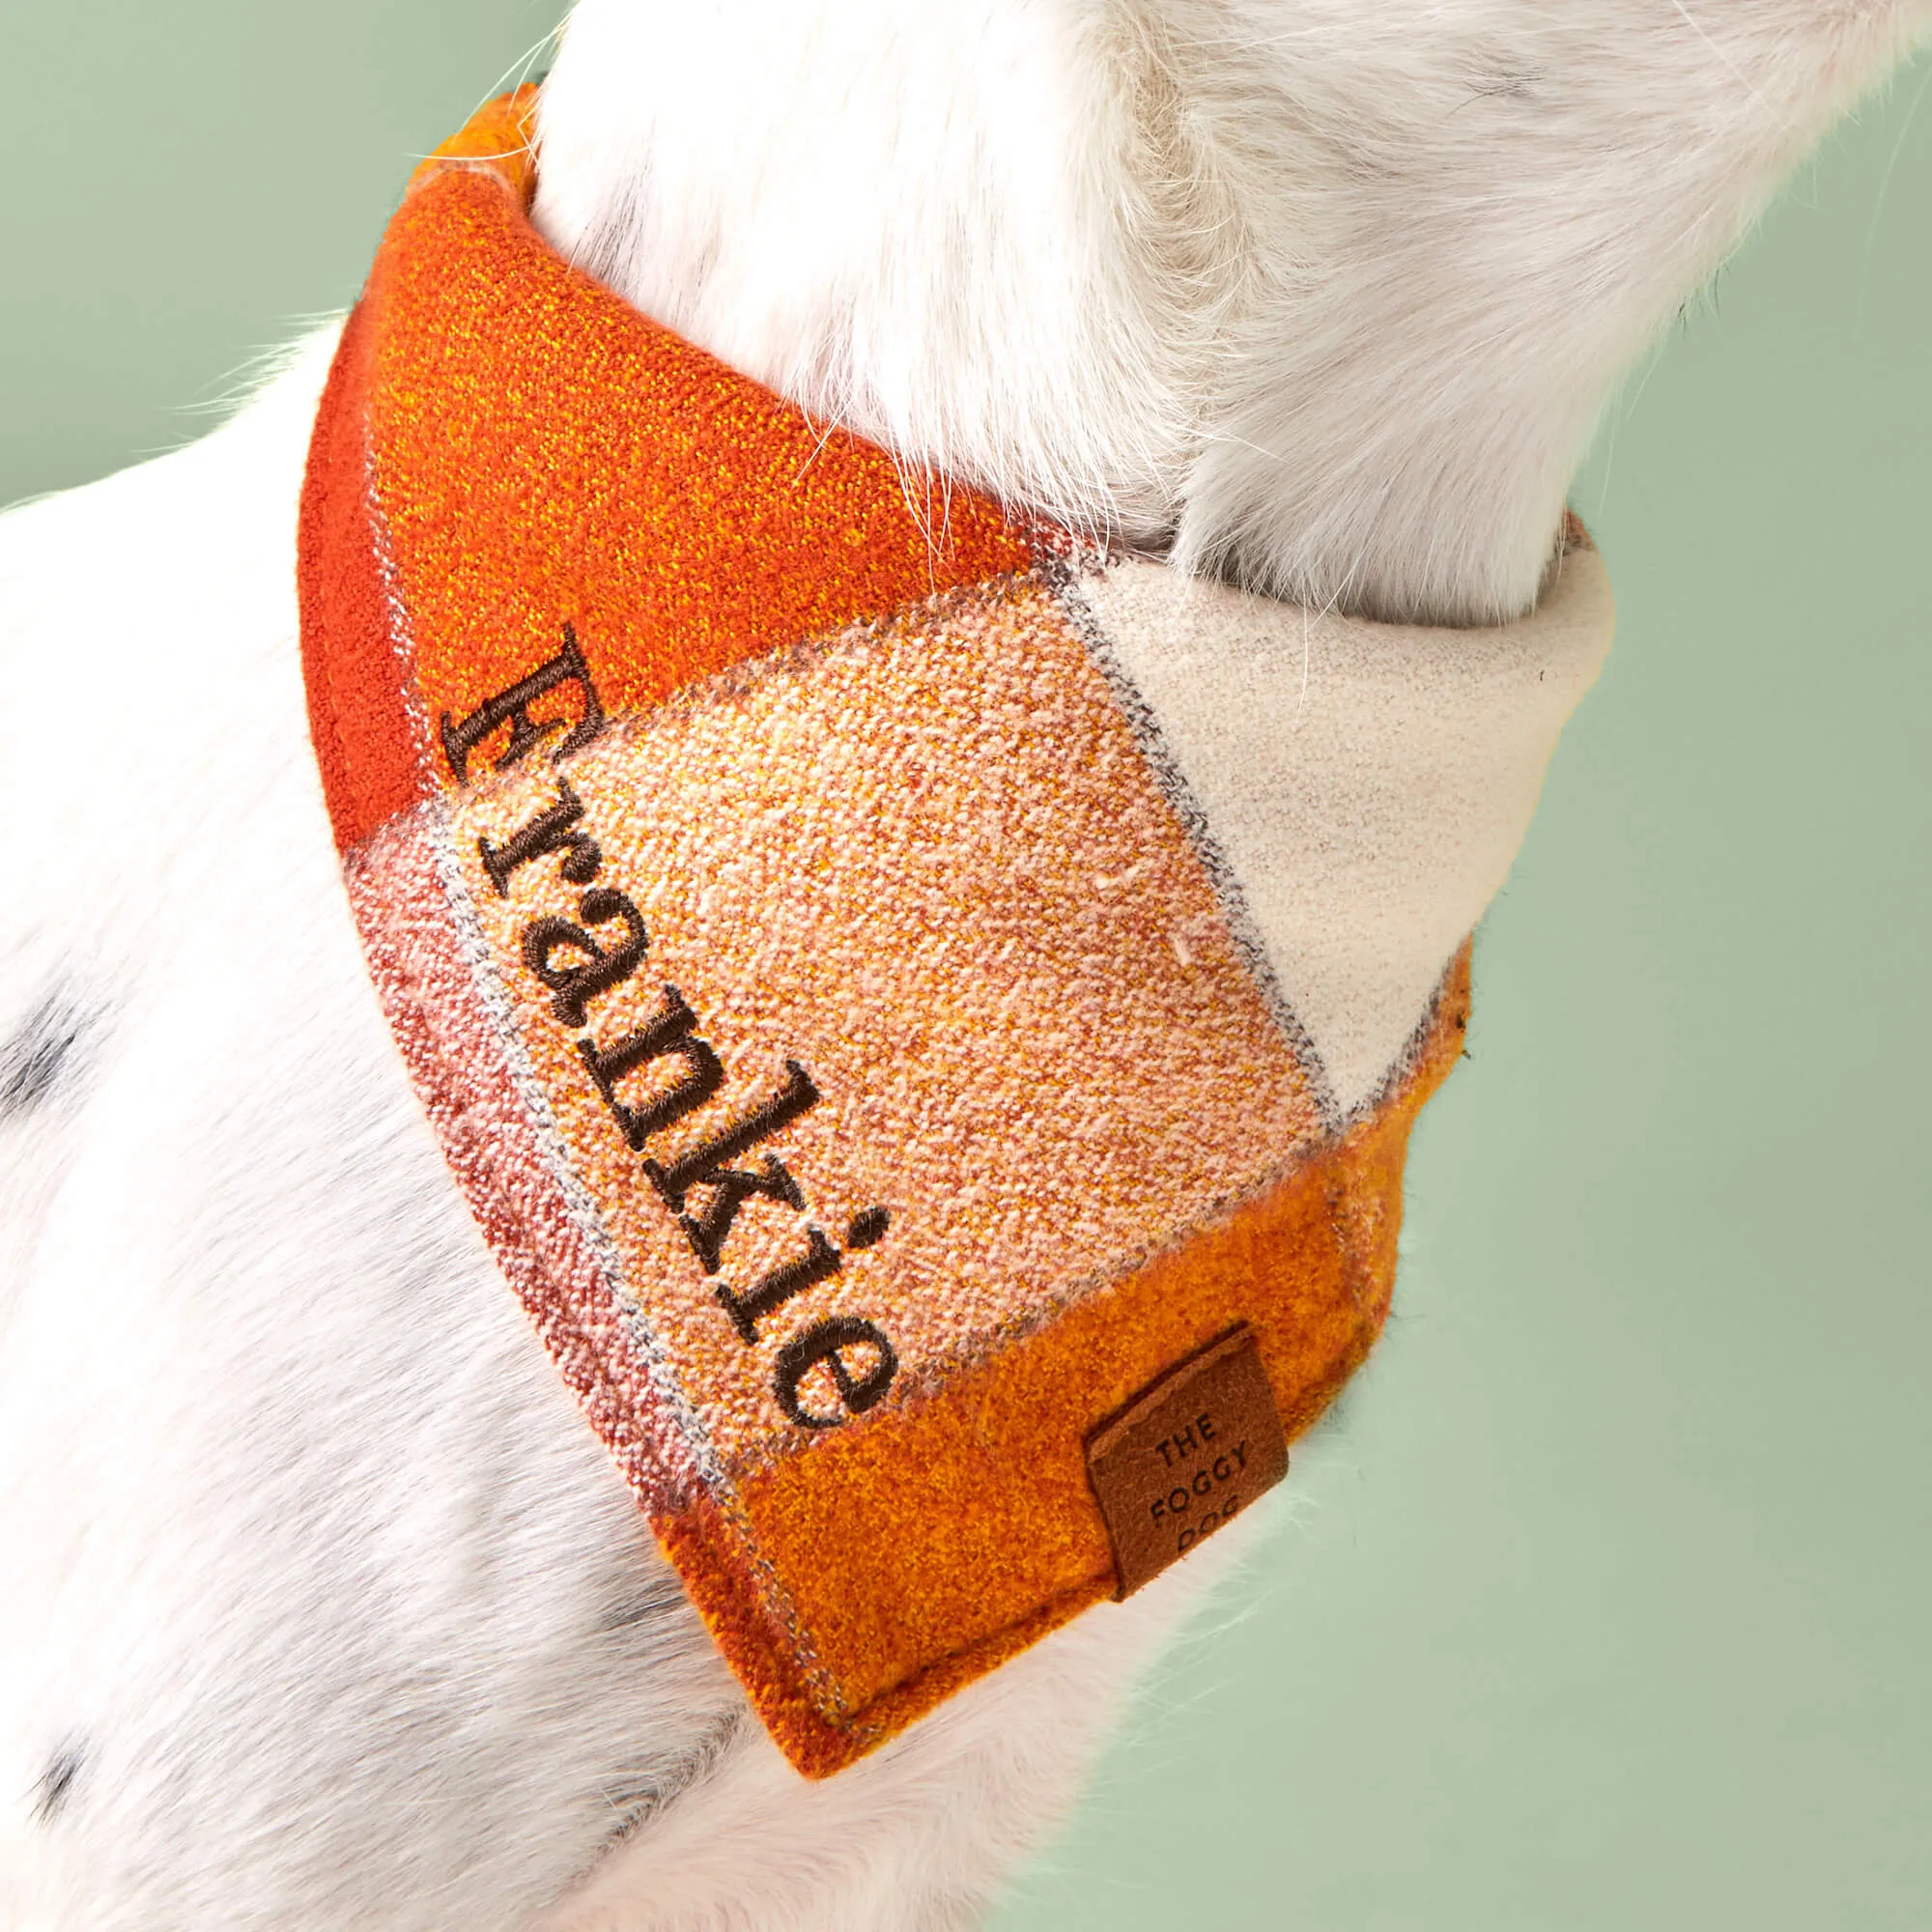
[297, 89, 1613, 1775]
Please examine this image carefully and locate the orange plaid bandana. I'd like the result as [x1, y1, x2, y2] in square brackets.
[298, 91, 1610, 1774]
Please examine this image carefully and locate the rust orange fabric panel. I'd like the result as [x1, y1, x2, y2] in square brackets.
[303, 88, 1034, 851]
[658, 989, 1459, 1774]
[298, 302, 431, 847]
[734, 1025, 1456, 1724]
[412, 84, 542, 198]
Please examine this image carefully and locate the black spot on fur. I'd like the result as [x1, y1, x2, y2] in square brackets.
[32, 1744, 83, 1823]
[0, 993, 90, 1118]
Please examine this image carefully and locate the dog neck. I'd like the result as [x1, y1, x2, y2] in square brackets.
[533, 0, 1923, 626]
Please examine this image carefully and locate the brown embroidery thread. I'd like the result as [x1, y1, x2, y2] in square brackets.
[455, 636, 898, 1428]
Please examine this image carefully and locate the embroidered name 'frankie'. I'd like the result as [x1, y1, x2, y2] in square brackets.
[446, 632, 898, 1432]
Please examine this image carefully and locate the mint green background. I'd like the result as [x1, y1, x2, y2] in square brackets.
[8, 9, 1928, 1927]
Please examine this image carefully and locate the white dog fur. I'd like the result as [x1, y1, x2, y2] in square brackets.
[1, 4, 1924, 1927]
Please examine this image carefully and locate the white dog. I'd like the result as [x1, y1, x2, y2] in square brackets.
[2, 4, 1924, 1927]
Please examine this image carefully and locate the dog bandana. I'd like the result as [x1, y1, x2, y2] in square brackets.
[298, 90, 1613, 1775]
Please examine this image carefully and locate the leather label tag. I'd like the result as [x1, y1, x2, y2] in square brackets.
[1085, 1325, 1289, 1599]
